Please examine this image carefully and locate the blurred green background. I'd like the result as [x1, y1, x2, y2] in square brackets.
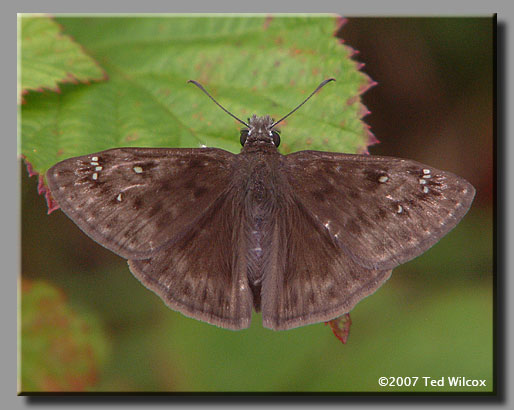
[20, 16, 493, 393]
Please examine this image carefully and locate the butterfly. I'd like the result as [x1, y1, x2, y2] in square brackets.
[45, 79, 475, 331]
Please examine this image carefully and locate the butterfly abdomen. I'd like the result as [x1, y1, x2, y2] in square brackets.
[245, 206, 276, 312]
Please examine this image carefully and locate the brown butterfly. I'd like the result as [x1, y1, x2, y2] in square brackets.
[46, 79, 475, 331]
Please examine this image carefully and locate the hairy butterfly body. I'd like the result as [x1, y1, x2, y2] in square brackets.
[46, 79, 475, 331]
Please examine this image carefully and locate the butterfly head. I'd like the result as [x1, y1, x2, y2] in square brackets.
[240, 114, 281, 148]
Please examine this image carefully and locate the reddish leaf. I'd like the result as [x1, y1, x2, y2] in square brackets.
[326, 313, 352, 344]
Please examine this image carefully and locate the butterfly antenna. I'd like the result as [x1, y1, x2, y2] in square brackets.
[270, 78, 336, 128]
[188, 80, 250, 128]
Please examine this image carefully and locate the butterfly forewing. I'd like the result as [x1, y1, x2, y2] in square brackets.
[283, 151, 476, 271]
[46, 147, 236, 260]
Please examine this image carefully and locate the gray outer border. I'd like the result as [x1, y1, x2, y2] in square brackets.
[9, 1, 511, 409]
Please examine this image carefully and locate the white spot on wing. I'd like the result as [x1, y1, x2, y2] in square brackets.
[378, 175, 389, 183]
[116, 193, 123, 202]
[419, 179, 427, 185]
[92, 172, 98, 180]
[92, 156, 99, 161]
[397, 205, 403, 214]
[95, 166, 103, 171]
[133, 166, 143, 174]
[423, 186, 429, 193]
[423, 169, 431, 174]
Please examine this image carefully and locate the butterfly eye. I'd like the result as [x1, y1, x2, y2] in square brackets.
[240, 129, 249, 146]
[271, 130, 281, 147]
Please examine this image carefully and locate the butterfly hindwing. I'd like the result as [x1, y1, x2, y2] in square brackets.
[128, 188, 254, 330]
[283, 150, 476, 270]
[261, 194, 392, 330]
[46, 147, 235, 260]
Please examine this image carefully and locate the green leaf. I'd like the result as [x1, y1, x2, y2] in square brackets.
[19, 15, 105, 100]
[21, 16, 374, 190]
[19, 280, 108, 392]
